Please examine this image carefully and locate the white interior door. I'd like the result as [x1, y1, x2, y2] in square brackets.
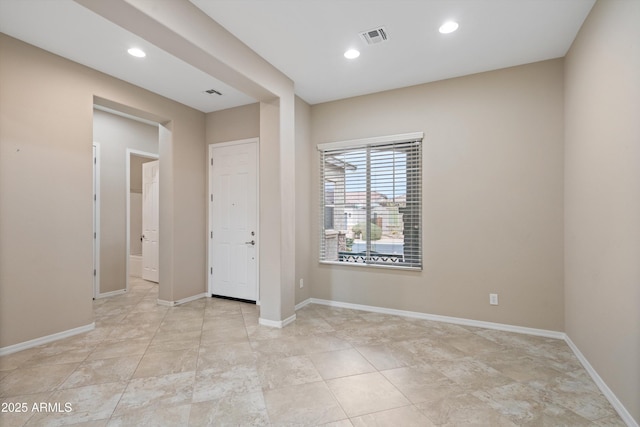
[209, 139, 258, 301]
[92, 143, 100, 297]
[142, 160, 159, 282]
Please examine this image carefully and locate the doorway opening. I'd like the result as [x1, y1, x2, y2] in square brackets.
[92, 103, 161, 298]
[126, 150, 159, 290]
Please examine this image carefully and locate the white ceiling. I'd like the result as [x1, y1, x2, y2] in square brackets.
[0, 0, 595, 113]
[0, 0, 255, 113]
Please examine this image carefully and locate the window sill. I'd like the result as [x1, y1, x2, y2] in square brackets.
[319, 260, 422, 272]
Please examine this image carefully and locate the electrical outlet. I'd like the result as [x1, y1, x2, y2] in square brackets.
[299, 278, 304, 289]
[489, 293, 499, 305]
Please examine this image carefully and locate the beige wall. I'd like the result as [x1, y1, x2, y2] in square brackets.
[310, 59, 565, 331]
[205, 103, 259, 145]
[0, 34, 205, 347]
[80, 0, 298, 322]
[93, 110, 158, 293]
[130, 192, 143, 256]
[131, 154, 156, 193]
[295, 96, 312, 304]
[564, 0, 640, 422]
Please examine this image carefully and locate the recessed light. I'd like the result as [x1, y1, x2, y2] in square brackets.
[439, 21, 459, 34]
[344, 49, 360, 59]
[127, 48, 146, 58]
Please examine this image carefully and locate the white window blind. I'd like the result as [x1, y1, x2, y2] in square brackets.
[318, 133, 423, 269]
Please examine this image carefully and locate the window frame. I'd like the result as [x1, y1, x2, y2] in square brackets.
[318, 132, 423, 271]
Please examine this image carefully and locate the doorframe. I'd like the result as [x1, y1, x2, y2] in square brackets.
[208, 138, 260, 304]
[126, 149, 159, 291]
[93, 142, 101, 299]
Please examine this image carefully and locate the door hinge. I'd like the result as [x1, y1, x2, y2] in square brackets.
[94, 232, 96, 239]
[210, 158, 213, 166]
[210, 194, 213, 202]
[94, 157, 96, 164]
[94, 194, 96, 201]
[210, 231, 213, 238]
[210, 267, 213, 274]
[93, 269, 96, 276]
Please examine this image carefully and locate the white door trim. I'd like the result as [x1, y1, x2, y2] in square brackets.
[93, 142, 101, 298]
[208, 138, 260, 303]
[126, 149, 159, 291]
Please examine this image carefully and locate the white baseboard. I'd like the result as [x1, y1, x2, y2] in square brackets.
[308, 298, 564, 339]
[564, 336, 638, 427]
[259, 313, 297, 328]
[0, 322, 96, 356]
[157, 293, 207, 307]
[295, 298, 312, 311]
[176, 293, 207, 305]
[95, 289, 126, 299]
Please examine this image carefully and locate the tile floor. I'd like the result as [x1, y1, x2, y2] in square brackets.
[0, 277, 625, 426]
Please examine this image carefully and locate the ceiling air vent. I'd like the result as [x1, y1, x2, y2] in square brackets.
[359, 26, 388, 45]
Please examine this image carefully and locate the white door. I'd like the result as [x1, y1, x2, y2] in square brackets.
[142, 160, 159, 282]
[209, 139, 258, 301]
[92, 143, 100, 297]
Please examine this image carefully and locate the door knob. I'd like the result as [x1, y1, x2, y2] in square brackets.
[244, 240, 255, 246]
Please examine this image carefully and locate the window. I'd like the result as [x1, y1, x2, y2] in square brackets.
[324, 181, 335, 230]
[318, 132, 423, 269]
